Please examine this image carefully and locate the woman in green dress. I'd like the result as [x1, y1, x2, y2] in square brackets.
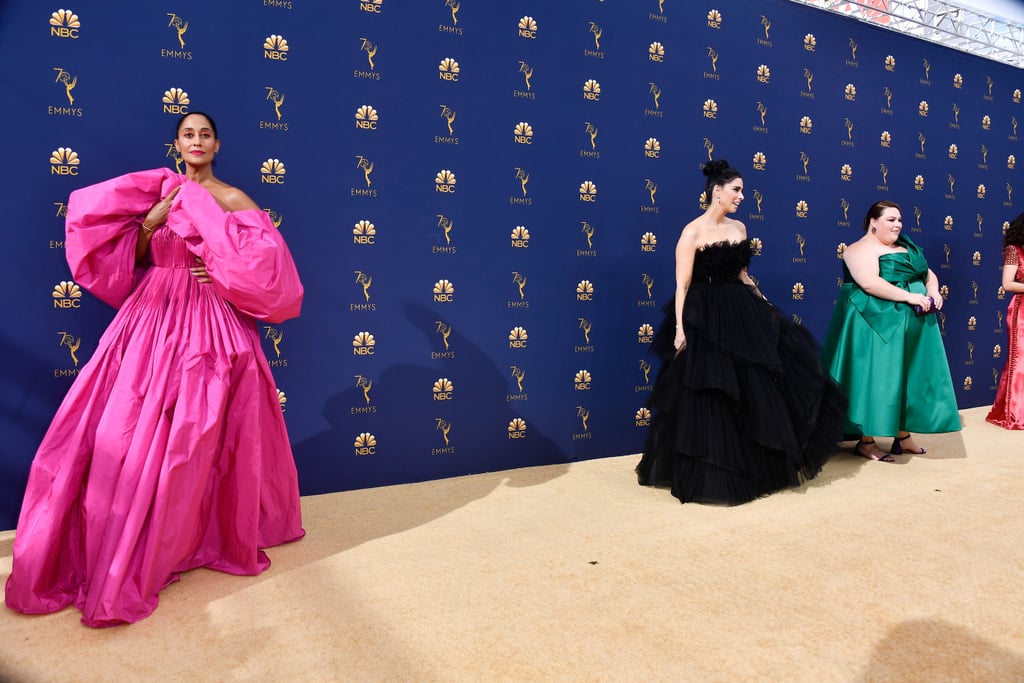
[822, 200, 961, 461]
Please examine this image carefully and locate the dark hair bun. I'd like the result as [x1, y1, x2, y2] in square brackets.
[702, 159, 731, 179]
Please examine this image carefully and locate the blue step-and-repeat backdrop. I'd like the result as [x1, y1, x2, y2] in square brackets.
[1, 0, 1020, 529]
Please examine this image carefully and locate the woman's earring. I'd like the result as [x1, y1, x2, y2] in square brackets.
[871, 226, 877, 234]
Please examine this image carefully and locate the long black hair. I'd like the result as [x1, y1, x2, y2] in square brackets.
[1004, 212, 1024, 247]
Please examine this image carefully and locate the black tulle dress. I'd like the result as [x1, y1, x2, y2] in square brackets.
[637, 240, 847, 505]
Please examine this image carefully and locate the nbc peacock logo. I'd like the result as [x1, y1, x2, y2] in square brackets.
[949, 143, 958, 159]
[518, 16, 537, 39]
[50, 9, 80, 38]
[277, 389, 287, 412]
[796, 200, 808, 218]
[352, 331, 376, 356]
[703, 99, 718, 119]
[750, 237, 763, 256]
[792, 283, 805, 300]
[162, 87, 190, 115]
[635, 407, 651, 427]
[433, 378, 454, 401]
[881, 131, 892, 148]
[359, 0, 382, 13]
[263, 35, 289, 61]
[803, 34, 816, 51]
[799, 116, 813, 134]
[52, 280, 82, 309]
[1010, 155, 1017, 170]
[353, 219, 376, 245]
[707, 9, 722, 28]
[845, 84, 857, 102]
[963, 377, 972, 391]
[433, 279, 455, 302]
[994, 344, 1003, 358]
[354, 432, 376, 456]
[638, 323, 654, 343]
[919, 100, 929, 117]
[954, 74, 964, 89]
[50, 147, 80, 175]
[641, 232, 657, 253]
[915, 174, 925, 191]
[574, 370, 592, 391]
[644, 138, 661, 159]
[513, 122, 533, 144]
[355, 105, 379, 130]
[944, 216, 954, 231]
[649, 42, 665, 63]
[836, 243, 847, 259]
[757, 65, 771, 84]
[583, 79, 601, 101]
[260, 158, 286, 185]
[509, 326, 528, 349]
[438, 57, 460, 82]
[752, 152, 766, 171]
[972, 251, 982, 266]
[579, 180, 598, 202]
[840, 164, 853, 182]
[576, 280, 595, 301]
[977, 184, 987, 199]
[435, 169, 456, 193]
[982, 115, 992, 131]
[508, 417, 527, 439]
[885, 55, 896, 72]
[511, 226, 530, 248]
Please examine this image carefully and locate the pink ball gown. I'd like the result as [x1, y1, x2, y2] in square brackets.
[987, 244, 1024, 429]
[5, 168, 305, 627]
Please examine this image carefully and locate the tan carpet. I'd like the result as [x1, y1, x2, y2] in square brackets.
[1, 406, 1022, 682]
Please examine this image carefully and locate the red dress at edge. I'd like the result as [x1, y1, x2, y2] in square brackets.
[4, 169, 305, 626]
[987, 244, 1024, 429]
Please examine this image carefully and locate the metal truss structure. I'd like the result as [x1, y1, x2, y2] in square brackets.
[786, 0, 1024, 68]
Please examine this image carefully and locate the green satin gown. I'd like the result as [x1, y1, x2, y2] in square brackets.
[821, 235, 961, 437]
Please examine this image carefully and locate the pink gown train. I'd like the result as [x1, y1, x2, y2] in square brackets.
[987, 245, 1024, 429]
[4, 168, 305, 626]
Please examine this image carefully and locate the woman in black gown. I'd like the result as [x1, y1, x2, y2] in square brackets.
[636, 159, 846, 504]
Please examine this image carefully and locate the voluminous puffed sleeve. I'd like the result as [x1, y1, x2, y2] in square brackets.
[166, 180, 303, 323]
[65, 168, 180, 308]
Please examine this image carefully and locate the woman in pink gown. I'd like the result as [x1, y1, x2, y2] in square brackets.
[987, 213, 1024, 429]
[4, 112, 305, 626]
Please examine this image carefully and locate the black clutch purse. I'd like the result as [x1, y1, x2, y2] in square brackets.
[915, 296, 938, 315]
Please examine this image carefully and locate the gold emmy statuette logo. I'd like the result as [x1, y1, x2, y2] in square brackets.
[509, 326, 528, 349]
[641, 232, 657, 253]
[943, 216, 953, 231]
[707, 9, 722, 29]
[261, 158, 286, 185]
[800, 116, 813, 134]
[439, 58, 460, 82]
[977, 184, 987, 199]
[354, 271, 372, 302]
[943, 244, 951, 264]
[845, 84, 856, 102]
[948, 174, 955, 194]
[438, 104, 457, 137]
[577, 406, 590, 432]
[508, 418, 527, 439]
[982, 115, 991, 131]
[264, 326, 284, 357]
[354, 433, 376, 456]
[649, 42, 665, 62]
[987, 75, 994, 96]
[881, 131, 892, 148]
[760, 15, 771, 40]
[584, 122, 599, 150]
[750, 237, 763, 256]
[972, 251, 982, 266]
[360, 38, 378, 70]
[354, 219, 376, 245]
[804, 34, 816, 51]
[635, 407, 651, 427]
[50, 147, 80, 176]
[754, 191, 764, 213]
[756, 102, 768, 126]
[435, 321, 453, 350]
[707, 48, 719, 73]
[433, 378, 454, 401]
[836, 243, 847, 259]
[511, 272, 526, 300]
[952, 103, 960, 124]
[265, 206, 283, 224]
[757, 66, 770, 84]
[1007, 182, 1014, 203]
[519, 61, 534, 90]
[963, 377, 973, 391]
[53, 68, 77, 105]
[885, 55, 896, 71]
[352, 331, 376, 355]
[641, 273, 655, 299]
[580, 221, 595, 248]
[576, 280, 595, 301]
[167, 13, 188, 48]
[277, 389, 287, 412]
[840, 164, 853, 182]
[434, 419, 453, 448]
[849, 38, 857, 61]
[509, 366, 526, 392]
[583, 79, 601, 101]
[437, 214, 454, 245]
[443, 0, 460, 25]
[433, 279, 455, 302]
[264, 35, 289, 61]
[589, 22, 603, 49]
[355, 375, 373, 404]
[50, 9, 80, 38]
[515, 167, 530, 196]
[160, 88, 190, 117]
[435, 169, 456, 193]
[514, 122, 533, 144]
[997, 310, 1005, 330]
[884, 87, 893, 109]
[265, 87, 285, 121]
[971, 281, 979, 300]
[914, 206, 922, 230]
[579, 180, 597, 202]
[792, 283, 805, 300]
[57, 331, 81, 365]
[574, 370, 592, 391]
[918, 132, 926, 153]
[704, 137, 715, 161]
[650, 83, 662, 109]
[954, 73, 963, 89]
[645, 179, 657, 205]
[914, 174, 924, 191]
[355, 105, 379, 130]
[752, 152, 766, 171]
[949, 143, 958, 159]
[644, 138, 661, 159]
[844, 117, 854, 140]
[639, 360, 652, 384]
[703, 99, 718, 119]
[803, 69, 814, 92]
[511, 225, 530, 248]
[994, 344, 1003, 358]
[879, 164, 889, 185]
[977, 214, 984, 234]
[923, 58, 931, 80]
[518, 16, 538, 39]
[579, 317, 593, 344]
[165, 144, 183, 173]
[1010, 155, 1017, 170]
[638, 323, 655, 343]
[919, 100, 929, 117]
[1012, 117, 1018, 137]
[940, 285, 950, 300]
[840, 198, 850, 221]
[795, 202, 808, 219]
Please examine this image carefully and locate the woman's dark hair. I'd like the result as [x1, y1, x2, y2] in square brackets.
[1004, 212, 1024, 247]
[702, 159, 742, 205]
[862, 200, 901, 232]
[175, 111, 218, 139]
